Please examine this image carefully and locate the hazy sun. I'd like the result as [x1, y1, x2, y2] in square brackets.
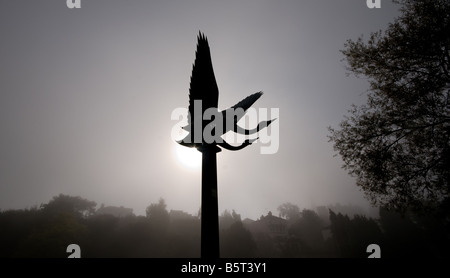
[174, 143, 201, 169]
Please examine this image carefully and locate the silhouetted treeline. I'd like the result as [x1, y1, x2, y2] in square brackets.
[0, 194, 448, 258]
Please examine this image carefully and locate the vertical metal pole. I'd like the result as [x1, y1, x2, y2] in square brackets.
[200, 145, 220, 259]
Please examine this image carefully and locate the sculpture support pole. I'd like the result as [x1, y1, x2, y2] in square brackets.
[200, 144, 221, 259]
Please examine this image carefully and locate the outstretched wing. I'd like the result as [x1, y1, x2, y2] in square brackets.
[188, 32, 219, 127]
[230, 91, 263, 111]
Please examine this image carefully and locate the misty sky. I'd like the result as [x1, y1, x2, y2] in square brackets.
[0, 0, 400, 220]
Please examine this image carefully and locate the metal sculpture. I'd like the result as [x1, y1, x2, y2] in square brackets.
[177, 32, 275, 258]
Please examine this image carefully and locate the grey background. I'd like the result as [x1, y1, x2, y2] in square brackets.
[0, 0, 399, 219]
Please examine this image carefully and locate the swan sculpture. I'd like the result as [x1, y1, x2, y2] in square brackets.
[177, 32, 275, 151]
[176, 32, 275, 258]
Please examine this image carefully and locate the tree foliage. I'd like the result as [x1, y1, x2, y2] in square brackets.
[328, 210, 383, 257]
[146, 198, 170, 233]
[41, 194, 96, 218]
[277, 202, 301, 221]
[329, 0, 450, 212]
[285, 209, 325, 257]
[0, 195, 448, 257]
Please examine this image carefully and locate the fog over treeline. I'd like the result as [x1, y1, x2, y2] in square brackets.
[0, 194, 448, 258]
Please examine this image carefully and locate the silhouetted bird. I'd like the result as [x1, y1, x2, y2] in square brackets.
[178, 32, 275, 151]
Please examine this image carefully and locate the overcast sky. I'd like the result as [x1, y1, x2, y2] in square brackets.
[0, 0, 401, 219]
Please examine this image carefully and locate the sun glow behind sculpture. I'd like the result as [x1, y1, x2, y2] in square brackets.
[174, 143, 201, 169]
